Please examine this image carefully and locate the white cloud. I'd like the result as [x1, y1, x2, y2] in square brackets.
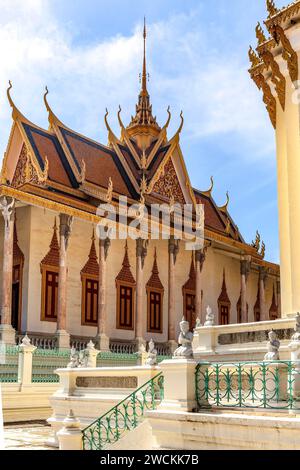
[0, 0, 274, 165]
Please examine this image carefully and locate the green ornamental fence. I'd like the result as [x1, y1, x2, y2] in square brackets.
[195, 360, 300, 410]
[31, 349, 71, 383]
[82, 372, 164, 450]
[0, 345, 19, 383]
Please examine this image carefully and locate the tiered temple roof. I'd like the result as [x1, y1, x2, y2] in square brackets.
[0, 20, 279, 275]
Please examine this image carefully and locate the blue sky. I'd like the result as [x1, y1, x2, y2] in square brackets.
[0, 0, 288, 262]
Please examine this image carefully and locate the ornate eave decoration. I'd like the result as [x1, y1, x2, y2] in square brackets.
[251, 71, 277, 129]
[267, 24, 299, 83]
[259, 49, 286, 110]
[265, 0, 300, 28]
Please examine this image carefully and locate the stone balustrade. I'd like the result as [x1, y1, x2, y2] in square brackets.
[16, 333, 57, 350]
[193, 317, 295, 362]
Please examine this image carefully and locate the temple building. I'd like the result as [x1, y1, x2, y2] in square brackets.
[0, 22, 280, 353]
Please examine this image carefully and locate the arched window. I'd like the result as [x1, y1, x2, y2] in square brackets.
[116, 243, 136, 330]
[182, 255, 196, 330]
[40, 219, 59, 322]
[218, 269, 231, 325]
[81, 231, 99, 326]
[146, 249, 164, 333]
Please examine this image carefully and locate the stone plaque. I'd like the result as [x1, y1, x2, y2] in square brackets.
[218, 328, 294, 346]
[76, 376, 138, 389]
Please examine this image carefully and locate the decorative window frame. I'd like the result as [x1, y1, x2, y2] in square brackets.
[40, 265, 59, 323]
[147, 286, 164, 334]
[116, 280, 136, 331]
[81, 273, 99, 326]
[218, 301, 231, 326]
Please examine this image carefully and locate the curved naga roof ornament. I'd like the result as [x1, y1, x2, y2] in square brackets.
[202, 176, 214, 197]
[7, 81, 29, 122]
[43, 86, 65, 127]
[169, 111, 184, 143]
[104, 108, 120, 146]
[218, 191, 230, 213]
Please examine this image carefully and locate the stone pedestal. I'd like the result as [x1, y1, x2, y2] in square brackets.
[159, 359, 197, 412]
[57, 411, 83, 451]
[192, 326, 216, 356]
[0, 324, 16, 345]
[95, 333, 110, 352]
[18, 338, 37, 386]
[56, 330, 70, 350]
[84, 342, 100, 368]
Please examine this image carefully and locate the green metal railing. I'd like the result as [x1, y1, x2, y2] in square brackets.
[195, 360, 300, 410]
[82, 372, 164, 450]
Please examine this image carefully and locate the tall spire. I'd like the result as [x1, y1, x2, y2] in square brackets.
[126, 18, 161, 140]
[141, 17, 148, 97]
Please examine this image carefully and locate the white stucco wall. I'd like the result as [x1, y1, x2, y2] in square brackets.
[0, 205, 278, 341]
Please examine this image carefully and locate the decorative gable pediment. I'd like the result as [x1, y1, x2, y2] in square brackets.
[151, 158, 186, 205]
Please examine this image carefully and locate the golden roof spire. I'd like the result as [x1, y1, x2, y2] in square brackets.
[142, 17, 148, 97]
[126, 18, 161, 139]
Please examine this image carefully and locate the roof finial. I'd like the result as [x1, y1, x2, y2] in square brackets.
[142, 16, 148, 96]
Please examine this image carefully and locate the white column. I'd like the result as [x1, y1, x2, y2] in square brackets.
[168, 237, 179, 353]
[241, 259, 250, 323]
[195, 250, 206, 323]
[96, 238, 110, 351]
[0, 197, 15, 344]
[135, 238, 148, 349]
[56, 214, 73, 350]
[259, 267, 268, 321]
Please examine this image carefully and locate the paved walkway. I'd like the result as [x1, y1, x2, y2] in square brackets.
[4, 422, 55, 450]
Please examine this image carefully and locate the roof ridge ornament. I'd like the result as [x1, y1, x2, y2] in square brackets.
[203, 176, 214, 196]
[256, 22, 267, 45]
[104, 108, 120, 146]
[266, 0, 279, 18]
[44, 86, 65, 128]
[169, 111, 184, 143]
[248, 46, 261, 68]
[7, 81, 27, 122]
[219, 191, 230, 213]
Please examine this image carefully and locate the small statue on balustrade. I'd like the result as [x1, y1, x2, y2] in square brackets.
[204, 306, 215, 327]
[67, 347, 79, 368]
[264, 330, 280, 361]
[145, 339, 158, 366]
[194, 318, 202, 331]
[173, 318, 194, 359]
